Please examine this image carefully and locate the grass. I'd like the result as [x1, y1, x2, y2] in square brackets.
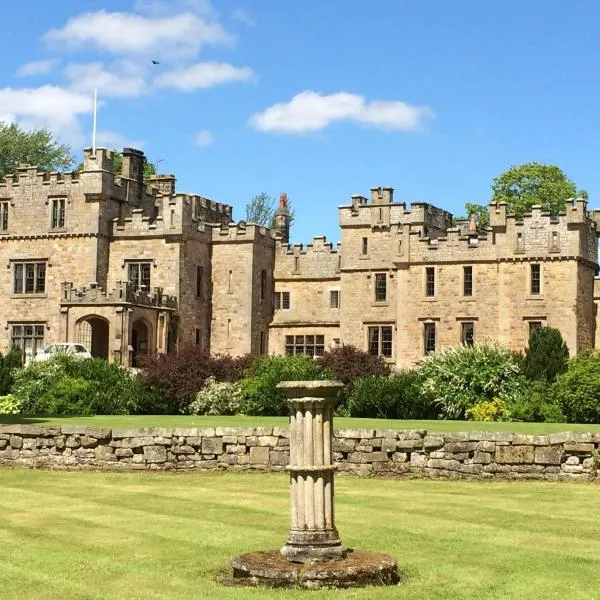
[1, 413, 599, 434]
[0, 469, 599, 599]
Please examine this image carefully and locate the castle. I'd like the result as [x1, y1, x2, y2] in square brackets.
[1, 146, 599, 368]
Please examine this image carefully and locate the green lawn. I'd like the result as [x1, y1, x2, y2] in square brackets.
[1, 413, 599, 434]
[0, 470, 599, 599]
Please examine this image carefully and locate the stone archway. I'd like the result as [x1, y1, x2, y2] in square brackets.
[76, 316, 110, 360]
[131, 318, 150, 367]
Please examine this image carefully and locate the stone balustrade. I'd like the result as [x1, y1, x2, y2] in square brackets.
[1, 425, 599, 480]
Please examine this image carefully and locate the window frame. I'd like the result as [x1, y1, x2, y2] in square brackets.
[330, 289, 340, 309]
[0, 201, 8, 231]
[284, 334, 325, 356]
[196, 265, 204, 298]
[10, 323, 45, 361]
[274, 291, 290, 310]
[463, 266, 473, 297]
[13, 261, 46, 295]
[362, 237, 368, 255]
[530, 263, 541, 295]
[367, 325, 393, 358]
[460, 321, 475, 346]
[425, 267, 435, 297]
[127, 261, 151, 292]
[424, 322, 436, 354]
[50, 197, 66, 229]
[374, 273, 387, 302]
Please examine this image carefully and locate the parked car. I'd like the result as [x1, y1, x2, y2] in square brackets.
[33, 343, 93, 362]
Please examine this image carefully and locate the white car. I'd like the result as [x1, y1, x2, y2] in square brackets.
[33, 343, 93, 362]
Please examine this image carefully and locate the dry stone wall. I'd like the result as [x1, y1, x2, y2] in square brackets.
[1, 425, 599, 481]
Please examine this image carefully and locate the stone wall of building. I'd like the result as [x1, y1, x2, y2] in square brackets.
[2, 425, 599, 481]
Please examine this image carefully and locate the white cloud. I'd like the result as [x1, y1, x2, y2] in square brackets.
[195, 129, 214, 145]
[95, 129, 144, 150]
[250, 91, 435, 134]
[43, 10, 232, 59]
[16, 59, 58, 77]
[134, 0, 215, 17]
[155, 61, 253, 91]
[231, 8, 256, 27]
[64, 61, 149, 98]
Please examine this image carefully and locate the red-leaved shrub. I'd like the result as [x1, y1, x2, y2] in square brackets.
[315, 345, 390, 387]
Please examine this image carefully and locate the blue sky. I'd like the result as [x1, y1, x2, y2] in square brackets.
[1, 0, 599, 243]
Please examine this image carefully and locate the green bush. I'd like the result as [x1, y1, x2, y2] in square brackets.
[522, 327, 569, 383]
[12, 355, 147, 415]
[510, 380, 565, 423]
[465, 398, 511, 422]
[188, 377, 242, 415]
[0, 394, 20, 414]
[346, 370, 434, 419]
[419, 343, 526, 419]
[0, 345, 23, 395]
[553, 351, 600, 423]
[239, 355, 330, 416]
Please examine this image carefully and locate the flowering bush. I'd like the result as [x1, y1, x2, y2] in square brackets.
[465, 398, 511, 422]
[419, 343, 526, 419]
[188, 377, 242, 415]
[0, 394, 20, 414]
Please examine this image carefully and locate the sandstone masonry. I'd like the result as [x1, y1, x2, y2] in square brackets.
[1, 425, 600, 481]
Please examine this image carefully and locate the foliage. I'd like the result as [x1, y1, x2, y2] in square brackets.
[457, 202, 490, 229]
[522, 327, 569, 383]
[0, 395, 20, 414]
[11, 356, 147, 415]
[491, 162, 579, 219]
[510, 381, 565, 423]
[0, 122, 74, 178]
[465, 398, 511, 422]
[315, 345, 391, 387]
[0, 345, 23, 395]
[239, 355, 329, 416]
[419, 343, 526, 419]
[111, 152, 157, 181]
[346, 371, 434, 419]
[245, 192, 296, 229]
[139, 346, 251, 413]
[553, 351, 600, 423]
[188, 377, 242, 415]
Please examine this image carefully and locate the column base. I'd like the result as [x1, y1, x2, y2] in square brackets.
[281, 530, 347, 563]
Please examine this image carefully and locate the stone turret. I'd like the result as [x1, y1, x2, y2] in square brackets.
[274, 192, 291, 244]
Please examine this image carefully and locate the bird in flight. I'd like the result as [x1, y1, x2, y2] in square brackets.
[152, 60, 160, 65]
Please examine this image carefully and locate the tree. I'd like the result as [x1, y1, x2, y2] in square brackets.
[457, 202, 490, 229]
[245, 192, 296, 229]
[522, 327, 569, 383]
[0, 122, 74, 178]
[491, 163, 580, 218]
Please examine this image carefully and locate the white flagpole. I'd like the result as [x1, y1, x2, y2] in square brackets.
[92, 88, 98, 153]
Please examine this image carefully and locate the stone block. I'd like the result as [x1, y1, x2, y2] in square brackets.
[381, 439, 397, 452]
[186, 437, 202, 446]
[115, 448, 134, 458]
[202, 437, 223, 455]
[277, 438, 290, 447]
[249, 446, 269, 464]
[144, 446, 167, 463]
[60, 426, 88, 435]
[564, 443, 594, 453]
[80, 437, 98, 449]
[221, 436, 238, 444]
[423, 436, 444, 450]
[486, 432, 514, 442]
[272, 427, 290, 438]
[392, 452, 408, 462]
[369, 451, 389, 462]
[85, 428, 111, 440]
[534, 446, 563, 465]
[473, 451, 491, 464]
[9, 435, 22, 449]
[171, 428, 203, 438]
[333, 439, 355, 453]
[22, 438, 37, 450]
[335, 429, 375, 439]
[95, 446, 115, 461]
[254, 427, 274, 436]
[65, 436, 81, 449]
[476, 440, 495, 452]
[565, 455, 580, 465]
[171, 446, 195, 455]
[258, 436, 278, 447]
[226, 444, 247, 454]
[444, 441, 476, 453]
[562, 464, 584, 474]
[410, 452, 426, 467]
[215, 427, 242, 437]
[152, 437, 173, 446]
[0, 439, 7, 449]
[396, 439, 424, 451]
[429, 450, 445, 459]
[459, 464, 483, 475]
[355, 444, 373, 452]
[348, 452, 368, 464]
[427, 458, 460, 471]
[270, 451, 289, 466]
[443, 432, 471, 442]
[496, 445, 534, 464]
[375, 429, 399, 439]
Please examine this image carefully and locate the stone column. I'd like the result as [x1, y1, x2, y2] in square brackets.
[277, 380, 346, 563]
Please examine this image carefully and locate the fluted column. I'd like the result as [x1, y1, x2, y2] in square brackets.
[277, 380, 346, 563]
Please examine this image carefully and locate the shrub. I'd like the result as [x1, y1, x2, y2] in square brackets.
[239, 355, 330, 416]
[188, 377, 242, 415]
[419, 343, 526, 419]
[346, 370, 434, 419]
[315, 345, 390, 387]
[139, 346, 251, 413]
[0, 345, 23, 395]
[510, 380, 565, 423]
[522, 327, 569, 383]
[12, 355, 147, 415]
[0, 394, 20, 414]
[553, 351, 600, 423]
[465, 398, 511, 422]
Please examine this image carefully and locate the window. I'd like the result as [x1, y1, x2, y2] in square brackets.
[195, 328, 203, 347]
[362, 237, 368, 255]
[128, 262, 151, 292]
[13, 262, 46, 294]
[285, 334, 325, 356]
[425, 267, 435, 297]
[260, 331, 266, 355]
[196, 265, 204, 298]
[50, 198, 65, 229]
[368, 325, 393, 357]
[461, 322, 475, 346]
[375, 273, 387, 302]
[528, 321, 543, 337]
[463, 266, 473, 296]
[424, 322, 436, 354]
[530, 264, 541, 295]
[0, 201, 8, 231]
[330, 290, 340, 309]
[11, 324, 45, 361]
[260, 269, 267, 301]
[294, 256, 300, 272]
[274, 291, 290, 310]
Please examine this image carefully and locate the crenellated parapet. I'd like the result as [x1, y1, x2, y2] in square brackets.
[211, 221, 279, 245]
[1, 165, 81, 191]
[60, 281, 177, 309]
[274, 235, 341, 279]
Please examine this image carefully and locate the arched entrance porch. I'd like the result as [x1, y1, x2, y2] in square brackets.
[131, 318, 151, 367]
[76, 316, 110, 360]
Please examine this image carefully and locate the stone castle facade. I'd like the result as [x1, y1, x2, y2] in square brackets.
[1, 147, 599, 367]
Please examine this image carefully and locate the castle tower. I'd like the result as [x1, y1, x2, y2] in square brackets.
[274, 192, 291, 244]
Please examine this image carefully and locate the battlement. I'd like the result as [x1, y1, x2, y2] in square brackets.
[275, 235, 341, 279]
[212, 221, 279, 244]
[489, 198, 592, 228]
[60, 281, 177, 309]
[0, 164, 81, 189]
